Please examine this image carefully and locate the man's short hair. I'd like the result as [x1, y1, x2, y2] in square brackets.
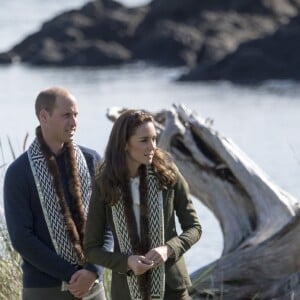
[35, 86, 70, 119]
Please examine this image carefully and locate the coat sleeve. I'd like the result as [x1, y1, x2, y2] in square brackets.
[84, 179, 129, 274]
[165, 169, 202, 261]
[81, 147, 114, 278]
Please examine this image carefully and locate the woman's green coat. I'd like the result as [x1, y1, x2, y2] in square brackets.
[84, 170, 202, 300]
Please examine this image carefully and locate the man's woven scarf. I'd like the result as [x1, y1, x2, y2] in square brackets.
[112, 168, 165, 299]
[28, 138, 91, 264]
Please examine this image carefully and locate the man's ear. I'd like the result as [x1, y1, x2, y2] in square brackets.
[39, 109, 49, 124]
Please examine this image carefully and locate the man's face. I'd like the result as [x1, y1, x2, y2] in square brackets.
[43, 94, 78, 146]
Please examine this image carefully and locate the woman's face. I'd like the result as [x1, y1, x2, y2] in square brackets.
[125, 121, 157, 177]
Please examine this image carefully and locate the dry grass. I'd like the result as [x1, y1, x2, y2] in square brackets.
[0, 221, 22, 300]
[0, 136, 28, 300]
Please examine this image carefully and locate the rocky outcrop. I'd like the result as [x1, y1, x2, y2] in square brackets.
[180, 15, 300, 83]
[1, 0, 300, 82]
[0, 0, 147, 66]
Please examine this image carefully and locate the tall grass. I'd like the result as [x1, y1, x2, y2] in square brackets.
[0, 136, 24, 300]
[0, 219, 22, 299]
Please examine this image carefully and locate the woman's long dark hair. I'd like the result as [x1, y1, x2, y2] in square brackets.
[96, 109, 177, 206]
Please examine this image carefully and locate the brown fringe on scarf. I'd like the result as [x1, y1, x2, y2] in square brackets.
[36, 126, 86, 265]
[123, 165, 152, 300]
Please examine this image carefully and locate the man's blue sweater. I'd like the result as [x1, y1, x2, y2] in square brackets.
[4, 145, 112, 288]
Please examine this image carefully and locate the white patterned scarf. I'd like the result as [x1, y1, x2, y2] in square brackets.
[28, 138, 91, 265]
[112, 167, 165, 299]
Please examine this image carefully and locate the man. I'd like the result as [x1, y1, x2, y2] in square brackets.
[4, 86, 112, 300]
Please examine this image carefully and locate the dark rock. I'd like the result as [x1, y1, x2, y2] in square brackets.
[180, 16, 300, 83]
[30, 38, 65, 65]
[0, 52, 17, 64]
[144, 0, 299, 24]
[133, 20, 203, 67]
[62, 41, 132, 66]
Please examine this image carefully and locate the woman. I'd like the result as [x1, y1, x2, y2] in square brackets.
[84, 109, 201, 300]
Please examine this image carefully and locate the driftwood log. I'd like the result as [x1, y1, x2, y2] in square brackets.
[107, 105, 300, 300]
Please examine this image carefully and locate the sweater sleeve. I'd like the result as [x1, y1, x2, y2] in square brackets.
[4, 160, 77, 283]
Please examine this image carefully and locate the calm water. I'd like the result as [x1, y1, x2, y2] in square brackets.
[1, 0, 300, 273]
